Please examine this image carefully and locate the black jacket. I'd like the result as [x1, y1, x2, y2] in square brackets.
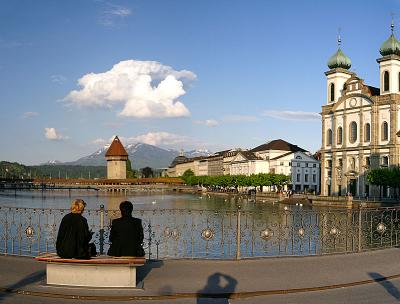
[56, 213, 91, 259]
[108, 216, 144, 257]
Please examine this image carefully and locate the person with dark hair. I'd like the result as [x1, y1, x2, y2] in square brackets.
[56, 199, 95, 259]
[108, 201, 145, 257]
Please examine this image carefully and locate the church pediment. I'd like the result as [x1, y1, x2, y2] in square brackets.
[332, 94, 374, 112]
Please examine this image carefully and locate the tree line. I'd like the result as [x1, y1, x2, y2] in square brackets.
[181, 169, 290, 192]
[366, 167, 400, 197]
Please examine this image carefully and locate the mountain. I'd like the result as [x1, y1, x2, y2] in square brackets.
[63, 143, 211, 169]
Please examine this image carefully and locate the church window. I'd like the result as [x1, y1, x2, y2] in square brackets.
[364, 123, 371, 142]
[337, 127, 343, 144]
[384, 71, 390, 92]
[349, 122, 357, 143]
[365, 156, 370, 167]
[327, 129, 333, 146]
[330, 83, 335, 102]
[382, 121, 389, 141]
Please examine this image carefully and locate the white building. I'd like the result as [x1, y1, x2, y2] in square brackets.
[321, 25, 400, 197]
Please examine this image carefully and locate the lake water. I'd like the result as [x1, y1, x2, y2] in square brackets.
[0, 189, 395, 259]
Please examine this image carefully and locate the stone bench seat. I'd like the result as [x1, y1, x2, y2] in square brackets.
[35, 254, 145, 288]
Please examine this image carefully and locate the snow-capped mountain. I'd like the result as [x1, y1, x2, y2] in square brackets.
[40, 160, 63, 165]
[61, 143, 212, 169]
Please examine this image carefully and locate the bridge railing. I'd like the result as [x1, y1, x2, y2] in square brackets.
[0, 205, 399, 259]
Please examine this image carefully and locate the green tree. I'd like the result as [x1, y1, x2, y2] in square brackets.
[126, 159, 136, 178]
[141, 167, 154, 178]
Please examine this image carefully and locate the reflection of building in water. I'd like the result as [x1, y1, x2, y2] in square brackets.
[105, 136, 129, 180]
[321, 24, 400, 197]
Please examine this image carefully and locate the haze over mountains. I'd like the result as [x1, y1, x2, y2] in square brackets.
[43, 143, 212, 169]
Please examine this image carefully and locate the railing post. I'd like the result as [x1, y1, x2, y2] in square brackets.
[236, 204, 241, 260]
[99, 204, 104, 255]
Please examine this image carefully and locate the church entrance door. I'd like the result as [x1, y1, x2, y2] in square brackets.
[349, 179, 357, 196]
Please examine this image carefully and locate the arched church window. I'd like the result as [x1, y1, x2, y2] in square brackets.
[337, 127, 343, 144]
[384, 71, 390, 92]
[330, 83, 335, 102]
[364, 123, 371, 142]
[349, 121, 357, 143]
[327, 129, 332, 146]
[382, 121, 389, 141]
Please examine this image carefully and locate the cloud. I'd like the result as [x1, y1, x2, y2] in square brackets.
[91, 132, 187, 147]
[51, 74, 67, 84]
[21, 112, 39, 119]
[263, 110, 320, 120]
[65, 60, 195, 118]
[194, 119, 220, 127]
[44, 128, 67, 141]
[222, 115, 259, 123]
[98, 3, 131, 26]
[130, 132, 187, 146]
[91, 138, 108, 145]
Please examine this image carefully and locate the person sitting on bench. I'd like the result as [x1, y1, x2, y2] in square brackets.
[56, 199, 95, 259]
[108, 201, 145, 257]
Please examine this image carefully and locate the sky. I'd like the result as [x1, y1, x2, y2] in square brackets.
[0, 0, 399, 165]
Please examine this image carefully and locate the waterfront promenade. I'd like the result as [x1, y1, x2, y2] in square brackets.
[1, 248, 400, 303]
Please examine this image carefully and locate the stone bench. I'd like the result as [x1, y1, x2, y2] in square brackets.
[35, 254, 145, 288]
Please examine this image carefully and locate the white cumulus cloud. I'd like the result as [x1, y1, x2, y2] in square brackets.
[65, 60, 195, 118]
[263, 110, 320, 120]
[44, 128, 66, 141]
[130, 132, 187, 146]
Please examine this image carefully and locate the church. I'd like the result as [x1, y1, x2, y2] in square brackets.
[321, 22, 400, 197]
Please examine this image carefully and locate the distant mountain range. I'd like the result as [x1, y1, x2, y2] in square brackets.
[43, 143, 212, 169]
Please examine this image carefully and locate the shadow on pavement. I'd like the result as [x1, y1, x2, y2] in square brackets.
[137, 260, 164, 283]
[0, 270, 45, 303]
[196, 272, 237, 304]
[369, 272, 400, 301]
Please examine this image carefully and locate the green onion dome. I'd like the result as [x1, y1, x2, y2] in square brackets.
[379, 33, 400, 56]
[327, 48, 352, 70]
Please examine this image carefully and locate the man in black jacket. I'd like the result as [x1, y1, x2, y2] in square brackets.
[108, 201, 145, 257]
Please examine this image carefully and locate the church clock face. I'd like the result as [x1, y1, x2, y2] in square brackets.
[349, 98, 357, 107]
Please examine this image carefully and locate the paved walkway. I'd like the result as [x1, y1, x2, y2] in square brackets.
[1, 249, 400, 303]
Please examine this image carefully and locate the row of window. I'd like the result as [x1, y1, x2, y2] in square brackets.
[280, 162, 318, 168]
[326, 156, 389, 169]
[296, 173, 317, 183]
[326, 121, 389, 146]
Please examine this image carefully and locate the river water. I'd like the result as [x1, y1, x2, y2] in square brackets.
[0, 190, 395, 259]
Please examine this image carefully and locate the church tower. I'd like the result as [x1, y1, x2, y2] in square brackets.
[325, 35, 353, 104]
[377, 20, 400, 95]
[105, 136, 129, 179]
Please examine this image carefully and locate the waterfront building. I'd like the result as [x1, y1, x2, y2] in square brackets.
[321, 24, 400, 197]
[251, 139, 320, 193]
[105, 136, 129, 179]
[167, 139, 320, 192]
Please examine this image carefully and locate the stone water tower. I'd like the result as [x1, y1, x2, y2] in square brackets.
[105, 136, 129, 179]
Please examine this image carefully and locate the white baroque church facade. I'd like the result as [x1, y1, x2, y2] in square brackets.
[321, 24, 400, 197]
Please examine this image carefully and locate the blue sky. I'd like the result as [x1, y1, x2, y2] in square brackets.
[0, 0, 398, 165]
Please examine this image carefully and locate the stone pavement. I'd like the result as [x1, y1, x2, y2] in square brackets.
[1, 249, 400, 303]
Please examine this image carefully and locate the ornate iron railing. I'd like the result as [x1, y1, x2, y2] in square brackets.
[1, 205, 399, 259]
